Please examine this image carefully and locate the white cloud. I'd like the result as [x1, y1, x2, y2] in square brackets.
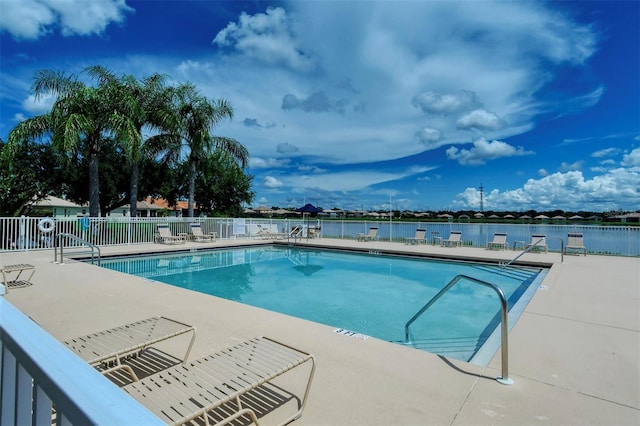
[249, 157, 291, 169]
[556, 85, 606, 117]
[198, 0, 599, 166]
[446, 137, 534, 165]
[263, 176, 284, 188]
[213, 7, 315, 72]
[411, 90, 481, 115]
[454, 169, 640, 211]
[622, 148, 640, 167]
[0, 0, 131, 39]
[592, 147, 619, 158]
[297, 165, 326, 173]
[538, 169, 549, 177]
[456, 109, 506, 131]
[262, 165, 437, 195]
[416, 127, 443, 147]
[21, 93, 56, 114]
[559, 161, 584, 172]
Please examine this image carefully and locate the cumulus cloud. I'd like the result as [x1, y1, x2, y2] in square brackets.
[213, 7, 315, 72]
[622, 147, 640, 167]
[411, 90, 481, 115]
[21, 93, 56, 114]
[250, 157, 290, 169]
[263, 175, 284, 188]
[559, 161, 583, 172]
[415, 127, 443, 147]
[454, 169, 640, 211]
[0, 0, 132, 39]
[456, 109, 506, 131]
[446, 137, 534, 165]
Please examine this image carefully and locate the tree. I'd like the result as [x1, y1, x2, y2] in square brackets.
[60, 136, 130, 215]
[7, 69, 115, 216]
[153, 83, 249, 217]
[0, 139, 62, 216]
[193, 150, 254, 216]
[85, 66, 172, 217]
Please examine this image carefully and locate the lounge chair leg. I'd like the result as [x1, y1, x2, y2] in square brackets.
[182, 328, 197, 363]
[100, 363, 140, 382]
[213, 407, 259, 426]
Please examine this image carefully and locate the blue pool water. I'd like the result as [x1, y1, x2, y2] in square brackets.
[100, 246, 546, 364]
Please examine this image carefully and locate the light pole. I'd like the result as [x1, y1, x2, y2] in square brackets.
[389, 193, 392, 242]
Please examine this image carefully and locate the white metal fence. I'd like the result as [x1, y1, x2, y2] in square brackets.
[0, 216, 638, 256]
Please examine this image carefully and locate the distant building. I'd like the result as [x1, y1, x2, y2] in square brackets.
[30, 196, 87, 217]
[608, 212, 640, 223]
[107, 197, 199, 217]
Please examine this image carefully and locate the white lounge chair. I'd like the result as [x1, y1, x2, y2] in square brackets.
[526, 234, 548, 253]
[256, 224, 287, 240]
[122, 336, 315, 426]
[405, 229, 427, 245]
[442, 231, 462, 247]
[63, 316, 196, 382]
[189, 223, 217, 242]
[255, 224, 272, 239]
[565, 233, 587, 255]
[357, 227, 379, 241]
[486, 232, 508, 250]
[307, 226, 321, 238]
[155, 224, 185, 244]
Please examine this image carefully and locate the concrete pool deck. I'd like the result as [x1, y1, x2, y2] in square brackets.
[1, 237, 638, 425]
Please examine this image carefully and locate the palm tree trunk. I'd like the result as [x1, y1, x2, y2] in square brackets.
[188, 159, 196, 217]
[129, 158, 138, 217]
[88, 148, 100, 217]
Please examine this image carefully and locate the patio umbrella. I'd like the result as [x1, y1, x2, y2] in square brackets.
[296, 203, 322, 238]
[296, 203, 321, 214]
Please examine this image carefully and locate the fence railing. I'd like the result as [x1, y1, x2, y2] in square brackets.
[0, 216, 638, 256]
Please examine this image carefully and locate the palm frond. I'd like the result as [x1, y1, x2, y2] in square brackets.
[211, 136, 249, 168]
[32, 69, 80, 99]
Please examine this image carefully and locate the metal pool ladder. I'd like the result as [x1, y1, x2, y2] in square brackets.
[55, 233, 101, 265]
[404, 274, 513, 385]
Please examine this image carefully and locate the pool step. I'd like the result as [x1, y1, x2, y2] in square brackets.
[394, 336, 482, 362]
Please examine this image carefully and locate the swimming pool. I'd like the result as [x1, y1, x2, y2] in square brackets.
[100, 246, 546, 364]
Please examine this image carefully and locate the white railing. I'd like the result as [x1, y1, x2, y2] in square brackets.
[0, 216, 638, 256]
[0, 297, 163, 425]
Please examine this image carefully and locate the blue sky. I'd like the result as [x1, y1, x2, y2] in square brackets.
[1, 0, 639, 213]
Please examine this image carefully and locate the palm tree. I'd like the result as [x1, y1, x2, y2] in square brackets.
[85, 66, 172, 217]
[7, 69, 113, 217]
[153, 83, 249, 217]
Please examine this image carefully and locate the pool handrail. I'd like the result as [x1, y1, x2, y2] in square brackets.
[501, 237, 564, 268]
[404, 274, 513, 385]
[56, 232, 101, 265]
